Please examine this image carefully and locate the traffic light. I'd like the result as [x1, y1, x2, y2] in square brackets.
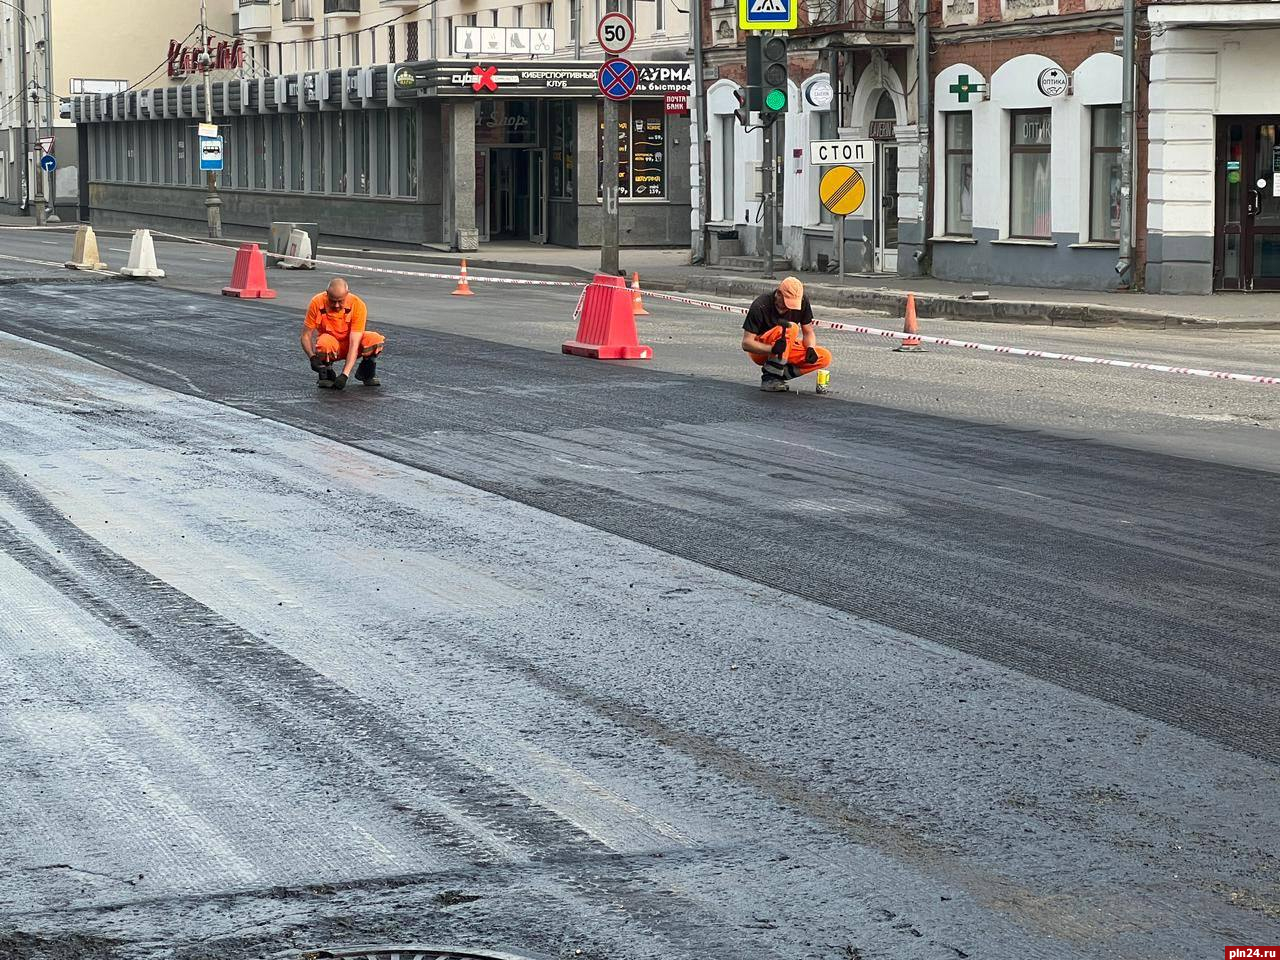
[733, 85, 750, 129]
[759, 36, 789, 122]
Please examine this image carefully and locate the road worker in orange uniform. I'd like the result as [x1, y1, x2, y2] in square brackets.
[300, 277, 386, 389]
[741, 277, 831, 392]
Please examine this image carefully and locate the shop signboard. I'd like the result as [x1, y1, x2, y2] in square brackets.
[393, 60, 693, 99]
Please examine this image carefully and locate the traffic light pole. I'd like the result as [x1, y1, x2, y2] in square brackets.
[762, 118, 774, 279]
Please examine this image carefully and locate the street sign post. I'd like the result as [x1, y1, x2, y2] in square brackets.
[820, 165, 866, 217]
[597, 12, 635, 55]
[199, 136, 224, 172]
[820, 165, 868, 285]
[739, 0, 797, 31]
[809, 139, 875, 166]
[39, 154, 56, 174]
[597, 58, 638, 101]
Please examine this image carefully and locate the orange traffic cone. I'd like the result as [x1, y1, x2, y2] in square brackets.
[893, 292, 925, 352]
[452, 259, 475, 297]
[631, 271, 649, 317]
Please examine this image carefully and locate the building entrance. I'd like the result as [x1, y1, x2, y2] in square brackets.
[474, 99, 546, 245]
[1216, 117, 1280, 290]
[481, 147, 547, 243]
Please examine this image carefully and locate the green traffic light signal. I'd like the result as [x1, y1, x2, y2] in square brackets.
[765, 88, 787, 112]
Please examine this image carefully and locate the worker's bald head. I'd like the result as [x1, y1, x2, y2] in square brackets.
[326, 277, 349, 300]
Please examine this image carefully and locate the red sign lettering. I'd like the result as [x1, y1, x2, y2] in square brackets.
[167, 38, 245, 78]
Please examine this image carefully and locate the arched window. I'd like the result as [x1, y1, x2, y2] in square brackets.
[875, 92, 896, 121]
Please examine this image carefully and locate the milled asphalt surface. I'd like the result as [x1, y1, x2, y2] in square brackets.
[0, 238, 1278, 959]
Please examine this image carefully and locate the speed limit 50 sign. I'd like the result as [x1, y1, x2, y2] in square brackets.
[597, 12, 635, 55]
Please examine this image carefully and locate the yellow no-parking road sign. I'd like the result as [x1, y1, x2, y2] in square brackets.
[820, 165, 866, 217]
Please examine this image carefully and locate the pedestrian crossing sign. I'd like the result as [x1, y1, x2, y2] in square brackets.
[739, 0, 797, 31]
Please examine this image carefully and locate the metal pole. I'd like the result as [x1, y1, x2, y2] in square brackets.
[601, 96, 620, 275]
[31, 85, 44, 223]
[836, 214, 844, 282]
[691, 0, 710, 264]
[201, 0, 222, 238]
[762, 118, 774, 278]
[16, 0, 29, 214]
[1117, 0, 1135, 283]
[573, 0, 581, 59]
[915, 0, 929, 275]
[42, 0, 56, 221]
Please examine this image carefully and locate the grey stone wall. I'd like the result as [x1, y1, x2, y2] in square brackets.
[87, 182, 434, 247]
[1145, 233, 1214, 295]
[930, 228, 1125, 291]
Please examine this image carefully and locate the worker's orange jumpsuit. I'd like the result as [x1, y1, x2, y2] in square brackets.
[750, 322, 832, 377]
[304, 292, 386, 364]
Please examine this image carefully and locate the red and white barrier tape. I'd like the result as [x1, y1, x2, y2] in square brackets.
[148, 230, 586, 290]
[11, 224, 1276, 387]
[635, 286, 1280, 387]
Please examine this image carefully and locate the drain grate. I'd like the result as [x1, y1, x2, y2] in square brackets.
[285, 947, 542, 960]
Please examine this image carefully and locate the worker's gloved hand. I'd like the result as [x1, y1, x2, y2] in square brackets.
[770, 335, 788, 358]
[805, 347, 820, 365]
[309, 354, 327, 372]
[332, 373, 348, 391]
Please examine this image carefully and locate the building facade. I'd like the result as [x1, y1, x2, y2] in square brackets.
[696, 0, 924, 277]
[68, 0, 693, 250]
[0, 0, 235, 218]
[1145, 1, 1280, 293]
[929, 0, 1128, 291]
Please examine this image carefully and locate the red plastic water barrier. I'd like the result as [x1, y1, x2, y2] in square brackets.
[562, 273, 652, 360]
[221, 243, 277, 299]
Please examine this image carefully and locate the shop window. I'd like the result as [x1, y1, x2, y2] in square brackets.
[718, 115, 735, 221]
[149, 125, 161, 184]
[161, 122, 174, 185]
[352, 112, 370, 195]
[395, 107, 418, 198]
[269, 117, 285, 190]
[252, 117, 267, 189]
[176, 123, 188, 186]
[373, 110, 391, 196]
[328, 113, 347, 193]
[550, 101, 576, 199]
[235, 119, 250, 188]
[1010, 109, 1051, 239]
[290, 116, 306, 192]
[308, 109, 325, 192]
[945, 112, 973, 236]
[125, 125, 136, 182]
[1090, 105, 1121, 243]
[597, 100, 666, 199]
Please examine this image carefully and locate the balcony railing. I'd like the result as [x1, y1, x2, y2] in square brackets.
[236, 0, 273, 34]
[324, 0, 361, 14]
[282, 0, 313, 22]
[798, 0, 913, 32]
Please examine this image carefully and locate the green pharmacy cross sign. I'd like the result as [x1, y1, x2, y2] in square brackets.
[949, 74, 985, 103]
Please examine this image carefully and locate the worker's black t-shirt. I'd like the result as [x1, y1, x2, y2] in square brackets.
[742, 292, 814, 336]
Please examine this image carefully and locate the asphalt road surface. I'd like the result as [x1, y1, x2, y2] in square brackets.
[1, 253, 1278, 960]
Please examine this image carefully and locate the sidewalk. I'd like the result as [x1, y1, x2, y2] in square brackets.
[7, 209, 1279, 330]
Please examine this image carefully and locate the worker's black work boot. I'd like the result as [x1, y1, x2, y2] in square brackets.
[356, 356, 380, 387]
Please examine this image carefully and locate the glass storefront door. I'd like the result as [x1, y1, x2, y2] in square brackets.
[875, 142, 899, 273]
[1216, 118, 1280, 290]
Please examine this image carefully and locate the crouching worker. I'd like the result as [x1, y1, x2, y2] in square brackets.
[741, 277, 831, 393]
[300, 277, 386, 390]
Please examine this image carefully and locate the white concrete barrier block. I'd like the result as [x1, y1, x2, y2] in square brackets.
[120, 229, 165, 279]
